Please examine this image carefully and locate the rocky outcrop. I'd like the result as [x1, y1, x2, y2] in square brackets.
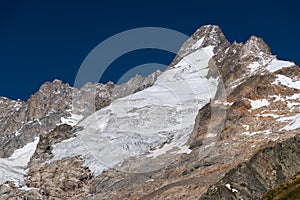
[25, 157, 91, 199]
[28, 124, 81, 167]
[261, 171, 300, 200]
[0, 157, 91, 199]
[0, 80, 71, 157]
[112, 70, 162, 101]
[200, 135, 300, 200]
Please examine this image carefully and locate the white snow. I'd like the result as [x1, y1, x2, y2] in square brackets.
[232, 188, 239, 193]
[242, 130, 271, 136]
[214, 100, 233, 106]
[176, 145, 192, 154]
[0, 137, 39, 185]
[279, 114, 300, 131]
[191, 37, 204, 50]
[287, 101, 300, 109]
[147, 143, 192, 159]
[247, 62, 260, 73]
[249, 99, 269, 109]
[266, 59, 294, 73]
[231, 77, 246, 89]
[243, 125, 250, 131]
[206, 132, 218, 138]
[50, 46, 219, 174]
[14, 126, 23, 136]
[225, 183, 238, 193]
[204, 142, 216, 148]
[287, 93, 300, 100]
[270, 95, 285, 102]
[13, 102, 22, 111]
[277, 115, 298, 122]
[225, 183, 231, 189]
[54, 90, 61, 94]
[273, 74, 300, 89]
[59, 113, 84, 126]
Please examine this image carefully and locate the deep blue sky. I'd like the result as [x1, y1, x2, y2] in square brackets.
[1, 0, 300, 100]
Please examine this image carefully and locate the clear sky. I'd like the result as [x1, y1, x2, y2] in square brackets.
[1, 0, 300, 100]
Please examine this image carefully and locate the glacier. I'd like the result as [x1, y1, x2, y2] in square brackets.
[50, 45, 219, 174]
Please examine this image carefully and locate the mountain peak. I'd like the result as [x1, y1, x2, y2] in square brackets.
[169, 24, 230, 67]
[242, 35, 271, 55]
[190, 24, 230, 52]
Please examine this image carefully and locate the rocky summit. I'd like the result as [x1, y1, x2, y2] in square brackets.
[0, 25, 299, 199]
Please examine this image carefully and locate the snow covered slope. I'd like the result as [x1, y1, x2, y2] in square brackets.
[50, 46, 218, 174]
[0, 137, 39, 185]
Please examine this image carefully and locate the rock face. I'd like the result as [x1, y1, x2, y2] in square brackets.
[169, 25, 230, 68]
[0, 24, 299, 199]
[0, 80, 73, 158]
[200, 135, 300, 199]
[0, 157, 91, 199]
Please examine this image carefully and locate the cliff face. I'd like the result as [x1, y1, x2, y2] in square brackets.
[0, 25, 299, 200]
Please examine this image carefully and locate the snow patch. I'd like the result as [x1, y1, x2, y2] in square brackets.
[249, 99, 269, 109]
[247, 62, 260, 73]
[287, 93, 300, 100]
[59, 113, 84, 126]
[0, 137, 39, 185]
[273, 74, 300, 89]
[225, 183, 238, 193]
[242, 125, 249, 131]
[279, 114, 300, 131]
[266, 59, 294, 73]
[214, 100, 233, 106]
[191, 37, 204, 49]
[242, 130, 271, 136]
[287, 101, 300, 109]
[147, 143, 191, 159]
